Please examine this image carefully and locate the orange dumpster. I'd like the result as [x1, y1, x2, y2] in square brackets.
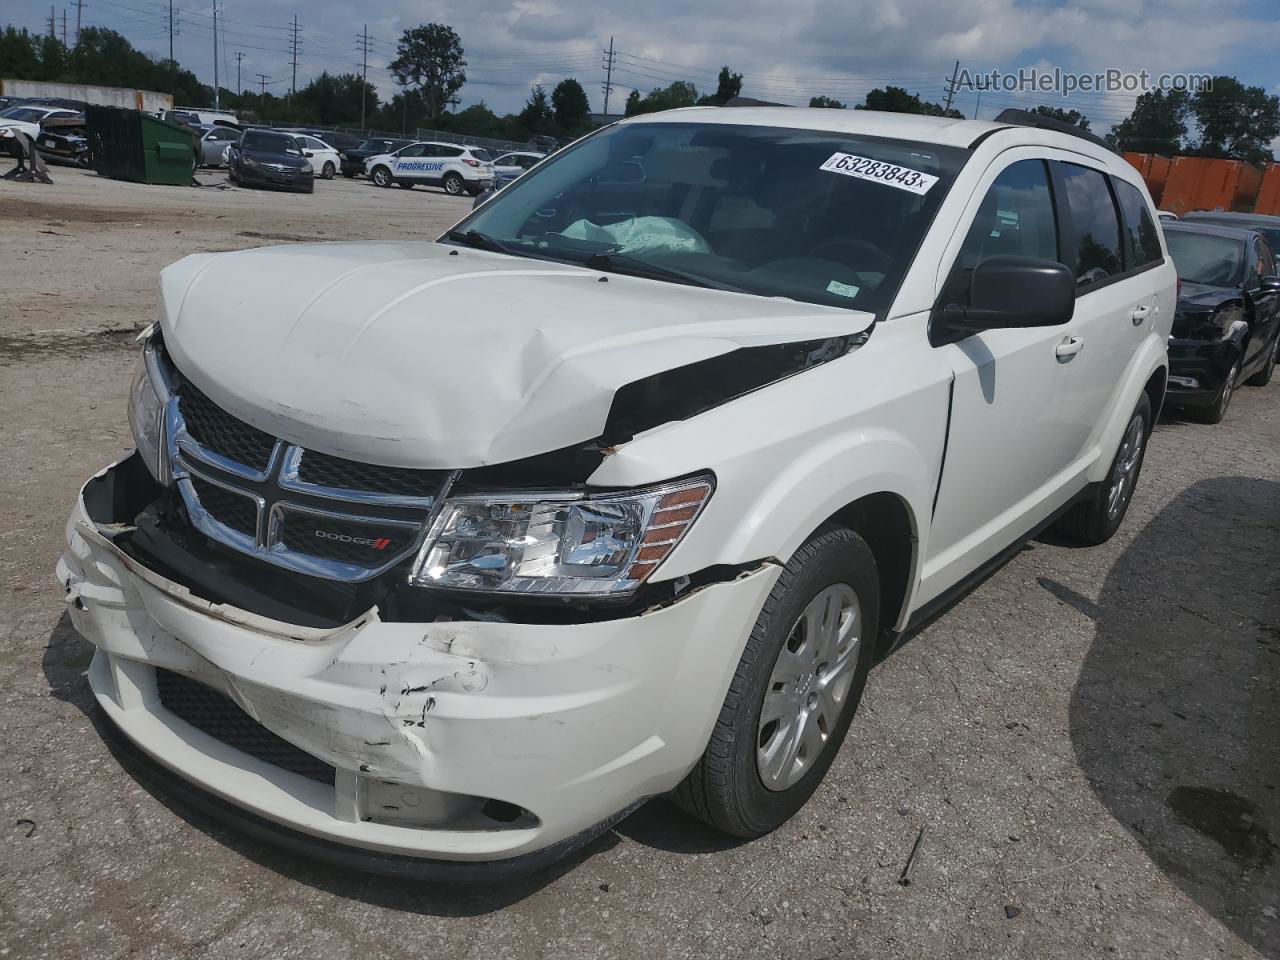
[1161, 156, 1262, 217]
[1254, 164, 1280, 216]
[1123, 152, 1172, 206]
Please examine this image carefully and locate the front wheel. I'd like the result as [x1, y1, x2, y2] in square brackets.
[673, 526, 879, 837]
[1192, 357, 1240, 424]
[1054, 392, 1152, 545]
[442, 172, 465, 196]
[321, 161, 335, 179]
[370, 165, 392, 188]
[1245, 338, 1277, 387]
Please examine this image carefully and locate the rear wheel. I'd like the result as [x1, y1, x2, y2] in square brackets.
[442, 172, 465, 196]
[673, 526, 878, 837]
[370, 165, 392, 188]
[1054, 393, 1151, 545]
[321, 160, 335, 180]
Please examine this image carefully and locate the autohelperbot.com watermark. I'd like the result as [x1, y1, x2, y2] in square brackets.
[957, 67, 1213, 98]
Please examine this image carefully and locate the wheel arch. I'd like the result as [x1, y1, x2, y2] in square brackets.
[825, 491, 918, 647]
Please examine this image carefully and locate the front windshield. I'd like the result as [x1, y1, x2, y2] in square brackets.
[455, 121, 967, 312]
[244, 131, 302, 156]
[1, 107, 48, 122]
[1165, 232, 1244, 287]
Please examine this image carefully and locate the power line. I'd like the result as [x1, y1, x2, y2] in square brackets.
[287, 13, 302, 98]
[943, 60, 960, 112]
[601, 36, 616, 118]
[357, 24, 371, 131]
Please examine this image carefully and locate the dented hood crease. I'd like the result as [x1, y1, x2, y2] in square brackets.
[159, 242, 874, 469]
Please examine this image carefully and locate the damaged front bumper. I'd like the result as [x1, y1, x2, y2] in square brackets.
[59, 455, 779, 878]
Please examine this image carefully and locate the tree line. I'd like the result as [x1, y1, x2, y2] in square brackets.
[3, 22, 1277, 161]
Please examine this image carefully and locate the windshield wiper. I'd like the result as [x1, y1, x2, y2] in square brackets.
[445, 229, 514, 254]
[583, 251, 747, 293]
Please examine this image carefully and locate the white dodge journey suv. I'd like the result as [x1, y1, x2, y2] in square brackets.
[60, 106, 1175, 880]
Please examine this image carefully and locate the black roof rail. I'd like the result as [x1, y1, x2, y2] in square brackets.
[992, 108, 1119, 154]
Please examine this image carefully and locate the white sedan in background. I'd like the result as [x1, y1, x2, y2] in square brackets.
[492, 151, 545, 178]
[295, 135, 341, 179]
[0, 104, 81, 139]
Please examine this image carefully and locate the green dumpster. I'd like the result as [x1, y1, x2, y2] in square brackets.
[86, 105, 198, 185]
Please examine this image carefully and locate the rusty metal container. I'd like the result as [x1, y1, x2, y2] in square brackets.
[1253, 164, 1280, 216]
[1160, 156, 1263, 217]
[1123, 152, 1172, 206]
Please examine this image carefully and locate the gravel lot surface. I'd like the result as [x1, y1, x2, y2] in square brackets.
[1, 160, 1277, 960]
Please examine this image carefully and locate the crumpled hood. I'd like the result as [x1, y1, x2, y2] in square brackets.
[159, 241, 874, 468]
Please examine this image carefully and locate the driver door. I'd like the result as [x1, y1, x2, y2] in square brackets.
[922, 153, 1093, 599]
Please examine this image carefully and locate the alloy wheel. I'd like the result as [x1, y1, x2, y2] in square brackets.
[1106, 414, 1145, 520]
[757, 584, 862, 791]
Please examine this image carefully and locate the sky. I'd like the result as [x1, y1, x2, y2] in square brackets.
[7, 0, 1280, 132]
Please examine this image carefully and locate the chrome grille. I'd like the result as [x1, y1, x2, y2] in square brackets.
[176, 379, 276, 473]
[162, 367, 453, 582]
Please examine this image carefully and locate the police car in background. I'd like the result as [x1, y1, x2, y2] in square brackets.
[365, 141, 495, 195]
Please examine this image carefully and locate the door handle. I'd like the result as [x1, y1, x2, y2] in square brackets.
[1131, 304, 1151, 325]
[1055, 336, 1084, 361]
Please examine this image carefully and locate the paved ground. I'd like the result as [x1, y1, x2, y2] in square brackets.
[1, 161, 1277, 960]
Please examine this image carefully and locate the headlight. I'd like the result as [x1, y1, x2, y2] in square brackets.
[300, 161, 313, 174]
[127, 334, 170, 484]
[409, 476, 714, 597]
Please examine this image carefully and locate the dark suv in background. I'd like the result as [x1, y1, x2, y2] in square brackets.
[340, 137, 411, 178]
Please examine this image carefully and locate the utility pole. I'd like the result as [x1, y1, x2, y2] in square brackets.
[234, 51, 243, 96]
[255, 73, 271, 96]
[73, 0, 84, 45]
[943, 59, 960, 113]
[212, 1, 220, 110]
[601, 36, 616, 118]
[356, 25, 371, 132]
[973, 88, 982, 120]
[61, 8, 67, 46]
[167, 0, 173, 60]
[287, 14, 302, 100]
[47, 5, 55, 38]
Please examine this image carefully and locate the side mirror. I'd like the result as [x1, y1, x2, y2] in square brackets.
[1259, 275, 1280, 294]
[938, 255, 1076, 339]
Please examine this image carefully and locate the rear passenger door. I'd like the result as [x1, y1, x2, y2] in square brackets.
[1050, 161, 1155, 460]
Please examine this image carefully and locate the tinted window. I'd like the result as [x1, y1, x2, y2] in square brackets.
[437, 146, 464, 158]
[398, 144, 426, 158]
[1114, 179, 1163, 268]
[1060, 163, 1124, 286]
[462, 121, 968, 313]
[1164, 231, 1244, 286]
[470, 148, 492, 162]
[1258, 239, 1276, 279]
[243, 131, 300, 154]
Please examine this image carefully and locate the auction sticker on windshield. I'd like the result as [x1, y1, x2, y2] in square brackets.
[819, 153, 939, 195]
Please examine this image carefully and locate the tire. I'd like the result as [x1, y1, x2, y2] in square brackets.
[321, 161, 335, 180]
[442, 172, 465, 196]
[1191, 357, 1240, 424]
[1054, 392, 1152, 545]
[1245, 338, 1277, 386]
[370, 165, 392, 188]
[673, 526, 879, 838]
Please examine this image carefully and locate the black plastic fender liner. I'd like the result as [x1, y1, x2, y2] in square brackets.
[599, 333, 868, 446]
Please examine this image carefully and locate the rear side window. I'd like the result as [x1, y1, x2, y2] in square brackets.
[1059, 164, 1124, 287]
[1114, 179, 1163, 269]
[1257, 239, 1276, 279]
[470, 148, 492, 162]
[438, 146, 464, 158]
[944, 159, 1059, 306]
